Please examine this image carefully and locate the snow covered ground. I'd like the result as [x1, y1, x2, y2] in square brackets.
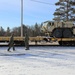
[0, 46, 75, 75]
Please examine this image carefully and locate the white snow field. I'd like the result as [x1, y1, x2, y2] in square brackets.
[0, 46, 75, 75]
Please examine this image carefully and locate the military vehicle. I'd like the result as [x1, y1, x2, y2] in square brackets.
[41, 21, 75, 45]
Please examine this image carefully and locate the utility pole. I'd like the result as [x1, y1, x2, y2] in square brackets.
[66, 0, 69, 21]
[21, 0, 23, 37]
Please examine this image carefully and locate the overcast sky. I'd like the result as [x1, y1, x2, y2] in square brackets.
[0, 0, 58, 30]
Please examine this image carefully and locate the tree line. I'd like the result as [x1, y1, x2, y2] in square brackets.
[0, 23, 45, 37]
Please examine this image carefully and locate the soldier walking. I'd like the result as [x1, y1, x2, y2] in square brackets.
[7, 33, 15, 51]
[25, 33, 29, 50]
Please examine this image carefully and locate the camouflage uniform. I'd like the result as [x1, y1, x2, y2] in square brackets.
[25, 33, 29, 50]
[7, 33, 15, 51]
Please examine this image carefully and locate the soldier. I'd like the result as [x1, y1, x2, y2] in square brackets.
[7, 33, 15, 52]
[25, 33, 29, 50]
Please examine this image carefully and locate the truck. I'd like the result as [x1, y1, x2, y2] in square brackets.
[41, 21, 75, 45]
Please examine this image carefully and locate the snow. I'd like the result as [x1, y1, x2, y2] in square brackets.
[0, 46, 75, 75]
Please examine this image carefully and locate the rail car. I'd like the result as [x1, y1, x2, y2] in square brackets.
[50, 37, 75, 45]
[1, 21, 75, 46]
[0, 36, 51, 45]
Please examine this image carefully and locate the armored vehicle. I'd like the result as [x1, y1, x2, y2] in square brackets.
[41, 21, 75, 45]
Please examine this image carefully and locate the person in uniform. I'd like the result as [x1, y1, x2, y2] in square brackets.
[25, 33, 29, 50]
[7, 33, 15, 51]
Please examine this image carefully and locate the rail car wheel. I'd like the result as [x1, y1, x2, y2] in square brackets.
[59, 41, 70, 46]
[14, 41, 25, 46]
[59, 41, 75, 46]
[59, 41, 64, 46]
[69, 41, 75, 46]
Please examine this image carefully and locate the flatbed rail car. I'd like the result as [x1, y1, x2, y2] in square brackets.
[51, 37, 75, 45]
[0, 36, 50, 45]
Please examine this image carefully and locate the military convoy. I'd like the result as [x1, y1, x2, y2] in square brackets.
[41, 21, 75, 45]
